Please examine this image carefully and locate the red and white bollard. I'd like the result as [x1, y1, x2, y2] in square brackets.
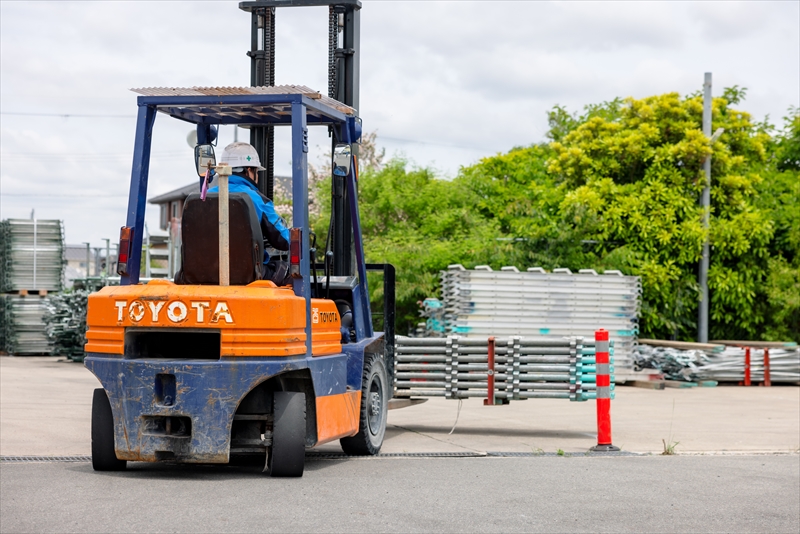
[591, 329, 620, 452]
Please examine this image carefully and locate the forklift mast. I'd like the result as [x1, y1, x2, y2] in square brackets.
[240, 0, 360, 277]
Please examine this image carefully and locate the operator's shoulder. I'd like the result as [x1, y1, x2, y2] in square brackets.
[249, 188, 273, 206]
[239, 187, 273, 208]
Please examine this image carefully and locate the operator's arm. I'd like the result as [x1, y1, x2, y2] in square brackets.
[260, 201, 290, 251]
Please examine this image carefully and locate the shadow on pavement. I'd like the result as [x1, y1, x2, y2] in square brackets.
[64, 456, 345, 479]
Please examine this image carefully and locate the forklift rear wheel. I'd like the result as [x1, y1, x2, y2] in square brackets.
[340, 354, 388, 456]
[268, 391, 306, 477]
[91, 388, 127, 471]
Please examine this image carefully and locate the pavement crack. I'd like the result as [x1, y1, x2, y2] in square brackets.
[388, 424, 482, 453]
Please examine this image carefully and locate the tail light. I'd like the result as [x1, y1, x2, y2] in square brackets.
[117, 226, 134, 276]
[289, 227, 302, 277]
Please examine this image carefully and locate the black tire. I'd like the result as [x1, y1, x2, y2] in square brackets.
[340, 354, 388, 456]
[268, 391, 306, 477]
[91, 388, 127, 471]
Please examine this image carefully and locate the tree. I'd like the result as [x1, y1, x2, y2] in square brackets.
[312, 97, 799, 340]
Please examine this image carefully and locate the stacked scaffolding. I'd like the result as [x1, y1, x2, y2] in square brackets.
[1, 294, 53, 355]
[0, 219, 65, 292]
[0, 219, 65, 355]
[436, 265, 639, 377]
[394, 335, 615, 402]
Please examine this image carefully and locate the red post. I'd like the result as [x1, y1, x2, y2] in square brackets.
[763, 348, 771, 387]
[744, 347, 751, 386]
[484, 337, 496, 406]
[591, 329, 619, 452]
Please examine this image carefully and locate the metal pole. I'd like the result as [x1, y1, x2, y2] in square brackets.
[698, 72, 712, 343]
[93, 247, 102, 278]
[290, 101, 311, 356]
[32, 218, 37, 290]
[246, 6, 275, 199]
[744, 346, 751, 386]
[84, 242, 91, 279]
[484, 336, 496, 406]
[217, 165, 232, 286]
[144, 223, 151, 278]
[103, 238, 110, 278]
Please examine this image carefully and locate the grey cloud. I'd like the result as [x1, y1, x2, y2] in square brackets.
[1, 0, 798, 244]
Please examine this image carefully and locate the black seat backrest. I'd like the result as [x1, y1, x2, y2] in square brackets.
[177, 192, 263, 285]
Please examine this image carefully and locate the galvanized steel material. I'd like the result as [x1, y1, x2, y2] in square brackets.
[131, 85, 356, 115]
[634, 344, 800, 383]
[0, 219, 65, 292]
[691, 347, 800, 383]
[393, 335, 616, 402]
[44, 290, 89, 361]
[426, 265, 639, 376]
[1, 295, 53, 355]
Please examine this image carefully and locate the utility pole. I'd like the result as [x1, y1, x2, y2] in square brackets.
[102, 238, 111, 277]
[83, 242, 91, 278]
[698, 72, 712, 343]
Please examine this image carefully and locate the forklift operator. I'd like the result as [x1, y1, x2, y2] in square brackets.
[208, 142, 292, 285]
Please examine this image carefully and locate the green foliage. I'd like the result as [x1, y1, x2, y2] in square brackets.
[326, 160, 508, 329]
[313, 93, 799, 341]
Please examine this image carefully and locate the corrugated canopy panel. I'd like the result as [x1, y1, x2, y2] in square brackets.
[130, 85, 356, 125]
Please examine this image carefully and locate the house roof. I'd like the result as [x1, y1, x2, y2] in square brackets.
[148, 175, 293, 205]
[148, 182, 201, 204]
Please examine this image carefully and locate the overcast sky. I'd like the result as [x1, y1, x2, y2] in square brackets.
[1, 0, 798, 246]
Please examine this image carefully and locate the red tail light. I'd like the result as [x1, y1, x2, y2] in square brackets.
[289, 227, 302, 276]
[117, 226, 133, 276]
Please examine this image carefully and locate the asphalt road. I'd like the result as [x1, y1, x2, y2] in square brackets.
[1, 455, 798, 533]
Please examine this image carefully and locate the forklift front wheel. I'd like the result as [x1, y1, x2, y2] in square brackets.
[340, 353, 388, 456]
[91, 389, 127, 471]
[267, 391, 306, 477]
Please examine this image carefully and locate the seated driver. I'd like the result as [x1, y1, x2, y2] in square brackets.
[208, 142, 291, 285]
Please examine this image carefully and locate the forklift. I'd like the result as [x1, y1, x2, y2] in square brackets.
[84, 0, 395, 477]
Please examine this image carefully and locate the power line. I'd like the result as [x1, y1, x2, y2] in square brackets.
[0, 151, 186, 161]
[1, 112, 135, 118]
[1, 111, 506, 152]
[1, 193, 126, 198]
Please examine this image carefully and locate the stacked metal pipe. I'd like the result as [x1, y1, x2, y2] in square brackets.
[689, 347, 800, 383]
[633, 344, 706, 381]
[0, 219, 65, 292]
[1, 295, 53, 355]
[435, 265, 639, 376]
[394, 335, 615, 402]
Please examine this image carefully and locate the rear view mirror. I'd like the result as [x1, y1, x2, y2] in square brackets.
[195, 144, 216, 177]
[333, 144, 351, 177]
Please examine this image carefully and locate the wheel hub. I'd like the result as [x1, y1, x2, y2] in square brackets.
[367, 376, 383, 435]
[370, 392, 381, 417]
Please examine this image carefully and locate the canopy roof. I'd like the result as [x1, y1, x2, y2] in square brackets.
[130, 85, 355, 126]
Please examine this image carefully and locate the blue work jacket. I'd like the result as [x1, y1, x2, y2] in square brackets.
[208, 174, 290, 263]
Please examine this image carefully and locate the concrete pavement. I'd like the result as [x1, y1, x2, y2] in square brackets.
[1, 355, 799, 456]
[2, 456, 798, 533]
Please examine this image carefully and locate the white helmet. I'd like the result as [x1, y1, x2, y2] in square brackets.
[220, 142, 265, 172]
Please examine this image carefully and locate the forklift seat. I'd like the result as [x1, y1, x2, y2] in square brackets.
[175, 192, 264, 285]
